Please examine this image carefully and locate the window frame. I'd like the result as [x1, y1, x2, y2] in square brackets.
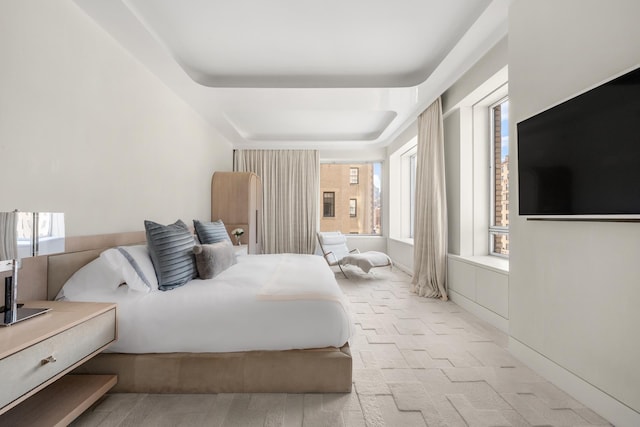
[409, 152, 417, 239]
[388, 138, 417, 242]
[349, 198, 357, 217]
[349, 167, 359, 184]
[323, 191, 335, 218]
[449, 65, 508, 260]
[400, 144, 418, 241]
[489, 97, 509, 258]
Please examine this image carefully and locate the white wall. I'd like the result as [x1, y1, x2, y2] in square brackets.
[509, 1, 640, 423]
[442, 38, 508, 114]
[438, 38, 510, 330]
[0, 0, 232, 236]
[443, 110, 462, 255]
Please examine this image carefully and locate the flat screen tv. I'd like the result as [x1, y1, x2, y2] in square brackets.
[517, 66, 640, 218]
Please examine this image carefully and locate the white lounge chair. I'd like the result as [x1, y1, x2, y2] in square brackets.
[316, 231, 392, 278]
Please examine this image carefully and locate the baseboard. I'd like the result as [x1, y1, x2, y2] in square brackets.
[509, 337, 640, 427]
[448, 289, 508, 333]
[390, 259, 412, 275]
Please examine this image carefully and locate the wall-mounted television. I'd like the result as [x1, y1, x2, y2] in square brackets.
[517, 66, 640, 219]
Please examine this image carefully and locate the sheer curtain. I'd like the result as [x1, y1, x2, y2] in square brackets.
[234, 150, 319, 254]
[411, 98, 448, 300]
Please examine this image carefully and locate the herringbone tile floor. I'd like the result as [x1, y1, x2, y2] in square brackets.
[73, 267, 612, 426]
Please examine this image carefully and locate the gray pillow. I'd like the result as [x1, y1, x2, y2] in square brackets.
[144, 219, 197, 291]
[193, 219, 232, 244]
[193, 241, 236, 279]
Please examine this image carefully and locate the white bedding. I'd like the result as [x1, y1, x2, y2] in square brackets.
[61, 254, 353, 353]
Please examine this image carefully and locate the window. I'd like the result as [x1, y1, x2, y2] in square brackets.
[319, 163, 382, 235]
[323, 192, 335, 217]
[490, 98, 509, 256]
[450, 65, 507, 259]
[409, 152, 417, 239]
[349, 199, 357, 217]
[349, 167, 359, 184]
[388, 138, 416, 241]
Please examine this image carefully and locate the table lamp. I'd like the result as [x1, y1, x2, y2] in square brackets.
[0, 211, 65, 326]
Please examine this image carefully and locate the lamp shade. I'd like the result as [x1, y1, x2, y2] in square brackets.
[0, 212, 65, 266]
[1, 212, 64, 325]
[0, 212, 18, 261]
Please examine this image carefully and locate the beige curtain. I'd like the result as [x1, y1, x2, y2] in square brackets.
[234, 150, 319, 254]
[411, 98, 448, 300]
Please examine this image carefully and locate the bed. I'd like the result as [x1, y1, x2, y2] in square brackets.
[47, 234, 353, 393]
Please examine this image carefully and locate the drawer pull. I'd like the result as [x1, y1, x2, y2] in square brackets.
[41, 355, 56, 365]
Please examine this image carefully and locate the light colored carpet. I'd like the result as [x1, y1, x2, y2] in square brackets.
[72, 266, 611, 426]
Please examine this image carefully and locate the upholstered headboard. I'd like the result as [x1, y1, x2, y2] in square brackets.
[46, 231, 146, 300]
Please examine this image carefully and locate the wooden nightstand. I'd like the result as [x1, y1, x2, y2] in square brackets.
[0, 301, 117, 426]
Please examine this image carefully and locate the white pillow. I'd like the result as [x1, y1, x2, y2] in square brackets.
[100, 245, 158, 292]
[55, 257, 123, 301]
[320, 233, 346, 246]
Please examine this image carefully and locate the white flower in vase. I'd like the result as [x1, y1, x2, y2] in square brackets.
[231, 228, 244, 246]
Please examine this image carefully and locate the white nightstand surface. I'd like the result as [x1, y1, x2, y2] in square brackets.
[0, 301, 115, 359]
[0, 300, 117, 424]
[234, 244, 248, 256]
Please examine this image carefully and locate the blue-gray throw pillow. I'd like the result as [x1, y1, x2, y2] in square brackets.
[193, 219, 232, 244]
[145, 219, 197, 291]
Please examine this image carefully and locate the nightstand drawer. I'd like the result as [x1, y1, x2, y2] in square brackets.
[0, 309, 116, 409]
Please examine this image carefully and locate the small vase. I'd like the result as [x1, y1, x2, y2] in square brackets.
[235, 236, 241, 246]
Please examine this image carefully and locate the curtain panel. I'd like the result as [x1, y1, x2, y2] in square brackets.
[411, 98, 448, 300]
[234, 149, 319, 255]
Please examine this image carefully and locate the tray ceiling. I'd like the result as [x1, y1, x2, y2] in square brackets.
[73, 0, 509, 149]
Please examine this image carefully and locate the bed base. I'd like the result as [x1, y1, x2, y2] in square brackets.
[46, 232, 353, 393]
[73, 345, 352, 393]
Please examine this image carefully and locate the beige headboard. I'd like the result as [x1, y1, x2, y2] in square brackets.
[46, 231, 146, 300]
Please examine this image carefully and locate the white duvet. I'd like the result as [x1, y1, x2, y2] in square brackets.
[63, 254, 353, 353]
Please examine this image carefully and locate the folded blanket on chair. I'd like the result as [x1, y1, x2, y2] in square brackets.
[341, 251, 391, 273]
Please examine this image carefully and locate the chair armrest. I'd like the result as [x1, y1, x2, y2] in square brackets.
[323, 251, 338, 265]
